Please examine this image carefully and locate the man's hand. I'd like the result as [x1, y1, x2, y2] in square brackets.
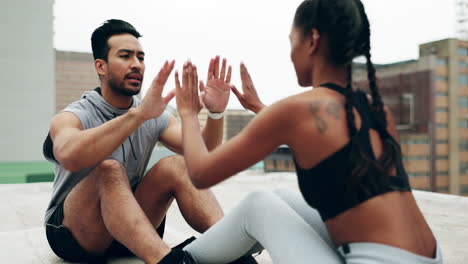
[136, 60, 176, 121]
[175, 61, 202, 117]
[200, 56, 231, 113]
[231, 63, 265, 114]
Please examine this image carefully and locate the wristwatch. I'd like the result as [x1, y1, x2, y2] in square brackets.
[208, 111, 224, 119]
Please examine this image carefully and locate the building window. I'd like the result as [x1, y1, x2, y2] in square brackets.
[401, 139, 430, 144]
[461, 163, 468, 174]
[461, 140, 468, 150]
[460, 74, 468, 85]
[403, 156, 431, 161]
[459, 47, 468, 57]
[435, 108, 448, 112]
[435, 76, 448, 81]
[460, 61, 468, 69]
[460, 97, 468, 107]
[400, 93, 414, 125]
[460, 120, 468, 128]
[437, 58, 448, 65]
[437, 171, 449, 176]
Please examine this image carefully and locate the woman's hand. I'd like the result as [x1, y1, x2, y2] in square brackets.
[231, 63, 265, 114]
[175, 61, 202, 117]
[201, 56, 232, 113]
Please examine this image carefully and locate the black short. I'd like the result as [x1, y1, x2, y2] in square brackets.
[45, 201, 166, 263]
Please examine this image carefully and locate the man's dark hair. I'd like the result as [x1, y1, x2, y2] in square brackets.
[91, 19, 142, 61]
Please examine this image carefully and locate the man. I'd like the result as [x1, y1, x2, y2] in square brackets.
[43, 19, 249, 264]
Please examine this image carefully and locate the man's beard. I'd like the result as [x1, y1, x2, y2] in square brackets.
[108, 74, 142, 96]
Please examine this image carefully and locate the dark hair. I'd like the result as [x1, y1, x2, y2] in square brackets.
[294, 0, 401, 203]
[91, 19, 142, 61]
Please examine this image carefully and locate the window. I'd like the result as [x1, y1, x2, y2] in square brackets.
[436, 123, 448, 128]
[460, 61, 468, 68]
[461, 163, 468, 174]
[401, 139, 430, 144]
[459, 120, 468, 128]
[460, 74, 468, 85]
[400, 93, 414, 125]
[435, 76, 448, 81]
[460, 97, 468, 108]
[459, 47, 468, 57]
[435, 108, 448, 112]
[460, 140, 468, 150]
[437, 58, 447, 65]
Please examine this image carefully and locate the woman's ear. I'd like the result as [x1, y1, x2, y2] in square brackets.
[307, 28, 320, 56]
[94, 59, 107, 76]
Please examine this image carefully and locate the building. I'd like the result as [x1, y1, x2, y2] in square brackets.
[55, 51, 99, 113]
[354, 38, 468, 195]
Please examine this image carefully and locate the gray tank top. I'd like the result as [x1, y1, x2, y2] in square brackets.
[43, 89, 170, 222]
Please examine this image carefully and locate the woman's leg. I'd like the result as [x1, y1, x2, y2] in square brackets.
[184, 190, 343, 264]
[272, 188, 334, 248]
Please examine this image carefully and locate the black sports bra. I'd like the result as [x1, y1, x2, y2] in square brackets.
[294, 83, 411, 221]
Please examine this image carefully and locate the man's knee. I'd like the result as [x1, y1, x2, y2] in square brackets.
[155, 155, 186, 174]
[148, 156, 186, 182]
[93, 159, 129, 190]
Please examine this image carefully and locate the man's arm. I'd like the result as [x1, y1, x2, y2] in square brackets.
[51, 60, 176, 172]
[158, 112, 224, 154]
[51, 109, 145, 172]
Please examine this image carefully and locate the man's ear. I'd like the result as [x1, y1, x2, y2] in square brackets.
[95, 59, 107, 76]
[307, 28, 320, 56]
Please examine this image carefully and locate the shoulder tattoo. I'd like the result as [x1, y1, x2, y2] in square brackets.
[326, 102, 341, 120]
[309, 101, 327, 133]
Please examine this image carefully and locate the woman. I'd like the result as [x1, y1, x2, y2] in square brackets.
[169, 0, 442, 263]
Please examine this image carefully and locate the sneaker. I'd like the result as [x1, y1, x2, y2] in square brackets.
[173, 236, 197, 250]
[158, 248, 199, 264]
[228, 255, 259, 264]
[181, 250, 199, 264]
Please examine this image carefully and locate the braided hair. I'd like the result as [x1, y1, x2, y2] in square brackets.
[294, 0, 401, 203]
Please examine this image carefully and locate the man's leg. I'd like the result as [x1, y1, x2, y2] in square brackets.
[135, 155, 224, 233]
[63, 159, 170, 263]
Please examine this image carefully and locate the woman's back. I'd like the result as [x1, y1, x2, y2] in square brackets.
[286, 85, 436, 258]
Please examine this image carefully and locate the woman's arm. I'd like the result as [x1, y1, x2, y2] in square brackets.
[231, 63, 266, 114]
[176, 62, 292, 188]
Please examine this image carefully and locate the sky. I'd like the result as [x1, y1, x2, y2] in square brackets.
[53, 0, 457, 109]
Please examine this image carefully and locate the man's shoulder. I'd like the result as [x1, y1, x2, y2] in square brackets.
[61, 93, 94, 112]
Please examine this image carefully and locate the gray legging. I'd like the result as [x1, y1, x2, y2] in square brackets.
[184, 188, 443, 264]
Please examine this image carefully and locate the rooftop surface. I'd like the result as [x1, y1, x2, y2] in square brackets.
[1, 171, 467, 263]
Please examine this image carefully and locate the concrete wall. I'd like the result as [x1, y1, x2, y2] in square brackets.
[0, 0, 55, 161]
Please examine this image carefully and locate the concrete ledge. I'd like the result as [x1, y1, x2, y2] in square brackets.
[1, 172, 467, 263]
